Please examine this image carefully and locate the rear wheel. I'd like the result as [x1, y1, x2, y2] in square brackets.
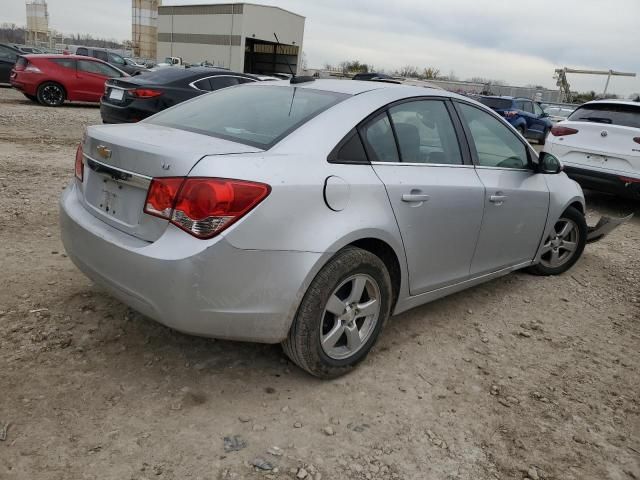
[528, 207, 586, 276]
[282, 247, 392, 378]
[37, 82, 65, 107]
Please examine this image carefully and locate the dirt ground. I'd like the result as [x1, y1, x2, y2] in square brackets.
[0, 87, 638, 480]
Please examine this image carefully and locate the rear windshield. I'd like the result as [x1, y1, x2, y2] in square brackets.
[147, 85, 349, 148]
[568, 103, 640, 128]
[477, 97, 512, 110]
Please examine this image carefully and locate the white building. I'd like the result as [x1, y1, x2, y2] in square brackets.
[157, 3, 305, 74]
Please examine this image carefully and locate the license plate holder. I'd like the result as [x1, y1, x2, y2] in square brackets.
[109, 88, 124, 101]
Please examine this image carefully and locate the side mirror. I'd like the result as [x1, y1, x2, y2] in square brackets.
[538, 152, 563, 174]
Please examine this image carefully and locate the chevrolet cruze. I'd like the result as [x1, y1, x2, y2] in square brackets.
[61, 78, 606, 377]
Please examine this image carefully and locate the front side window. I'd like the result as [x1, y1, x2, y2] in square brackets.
[148, 85, 348, 148]
[76, 47, 88, 56]
[388, 100, 463, 164]
[457, 103, 529, 169]
[522, 101, 534, 114]
[108, 53, 125, 65]
[513, 100, 525, 111]
[77, 60, 121, 78]
[95, 50, 108, 61]
[50, 58, 76, 70]
[361, 113, 399, 163]
[533, 103, 545, 116]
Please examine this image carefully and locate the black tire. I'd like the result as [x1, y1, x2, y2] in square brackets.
[528, 206, 587, 276]
[23, 93, 38, 102]
[539, 128, 549, 145]
[36, 82, 65, 107]
[517, 125, 526, 137]
[282, 247, 392, 378]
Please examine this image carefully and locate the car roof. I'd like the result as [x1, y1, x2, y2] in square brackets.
[22, 54, 104, 60]
[582, 99, 640, 108]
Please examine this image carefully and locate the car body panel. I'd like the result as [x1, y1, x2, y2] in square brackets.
[61, 80, 587, 342]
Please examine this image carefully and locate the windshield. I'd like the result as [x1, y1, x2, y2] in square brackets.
[545, 107, 573, 117]
[568, 103, 640, 128]
[477, 97, 512, 110]
[147, 85, 349, 148]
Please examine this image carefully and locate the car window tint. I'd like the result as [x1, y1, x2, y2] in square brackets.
[522, 101, 534, 114]
[210, 76, 241, 90]
[533, 103, 544, 115]
[50, 58, 75, 69]
[78, 59, 120, 77]
[334, 131, 368, 163]
[477, 97, 511, 109]
[237, 76, 257, 84]
[76, 47, 88, 56]
[389, 100, 462, 164]
[567, 103, 640, 128]
[108, 53, 125, 65]
[458, 103, 529, 169]
[513, 100, 524, 110]
[193, 78, 212, 91]
[0, 46, 18, 61]
[361, 113, 400, 163]
[95, 51, 108, 61]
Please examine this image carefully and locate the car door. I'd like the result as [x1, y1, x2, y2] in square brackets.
[365, 99, 485, 295]
[522, 100, 546, 136]
[76, 59, 120, 101]
[0, 45, 19, 84]
[454, 101, 550, 275]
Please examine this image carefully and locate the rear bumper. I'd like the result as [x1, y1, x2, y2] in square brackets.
[60, 182, 321, 342]
[563, 165, 640, 199]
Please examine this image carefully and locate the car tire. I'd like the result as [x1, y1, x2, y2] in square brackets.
[23, 93, 38, 103]
[36, 82, 65, 107]
[527, 206, 587, 276]
[282, 246, 392, 378]
[539, 128, 548, 145]
[517, 125, 526, 137]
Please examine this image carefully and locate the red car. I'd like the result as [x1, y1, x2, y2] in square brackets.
[10, 54, 128, 107]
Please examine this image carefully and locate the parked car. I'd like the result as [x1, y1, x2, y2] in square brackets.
[60, 79, 627, 377]
[10, 44, 45, 54]
[544, 105, 575, 124]
[0, 43, 21, 84]
[543, 100, 640, 199]
[72, 46, 146, 75]
[100, 67, 260, 123]
[10, 54, 128, 106]
[477, 96, 553, 144]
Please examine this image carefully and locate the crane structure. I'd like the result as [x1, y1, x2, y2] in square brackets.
[554, 67, 636, 103]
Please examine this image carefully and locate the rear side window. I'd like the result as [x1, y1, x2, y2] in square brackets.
[568, 103, 640, 128]
[457, 103, 529, 169]
[50, 58, 75, 69]
[330, 130, 368, 164]
[388, 100, 463, 164]
[193, 78, 212, 91]
[148, 85, 348, 148]
[477, 97, 512, 110]
[76, 47, 88, 56]
[15, 57, 28, 68]
[210, 76, 241, 90]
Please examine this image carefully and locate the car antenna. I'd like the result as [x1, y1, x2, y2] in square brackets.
[273, 32, 314, 85]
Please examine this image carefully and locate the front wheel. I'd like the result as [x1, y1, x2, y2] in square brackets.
[37, 82, 65, 107]
[282, 247, 392, 378]
[528, 206, 587, 276]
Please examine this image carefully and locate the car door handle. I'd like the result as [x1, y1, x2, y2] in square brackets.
[402, 193, 430, 203]
[489, 194, 507, 203]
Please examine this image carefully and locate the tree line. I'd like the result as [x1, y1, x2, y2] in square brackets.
[0, 22, 123, 49]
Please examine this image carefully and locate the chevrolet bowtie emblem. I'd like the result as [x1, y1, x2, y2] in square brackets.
[97, 144, 112, 159]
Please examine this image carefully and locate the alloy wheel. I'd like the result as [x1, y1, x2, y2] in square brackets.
[42, 85, 63, 105]
[539, 217, 579, 268]
[320, 274, 381, 360]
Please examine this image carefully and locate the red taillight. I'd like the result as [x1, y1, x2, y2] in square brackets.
[550, 126, 579, 137]
[502, 110, 518, 118]
[75, 144, 84, 181]
[620, 176, 640, 184]
[633, 137, 640, 145]
[130, 88, 163, 98]
[144, 177, 270, 239]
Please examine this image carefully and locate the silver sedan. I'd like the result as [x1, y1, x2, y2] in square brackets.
[60, 79, 612, 377]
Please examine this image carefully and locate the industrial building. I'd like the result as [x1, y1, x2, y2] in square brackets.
[25, 0, 49, 46]
[156, 3, 305, 75]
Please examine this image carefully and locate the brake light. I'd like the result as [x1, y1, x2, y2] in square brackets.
[130, 88, 163, 98]
[502, 110, 518, 118]
[144, 177, 270, 239]
[633, 137, 640, 145]
[620, 176, 640, 184]
[550, 126, 579, 136]
[75, 144, 84, 181]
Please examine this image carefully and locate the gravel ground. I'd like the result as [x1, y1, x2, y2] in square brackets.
[0, 87, 639, 480]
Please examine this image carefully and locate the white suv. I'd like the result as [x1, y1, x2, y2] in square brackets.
[543, 100, 640, 199]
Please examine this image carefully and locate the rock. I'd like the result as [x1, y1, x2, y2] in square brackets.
[497, 397, 511, 408]
[267, 446, 283, 457]
[251, 457, 273, 471]
[398, 386, 407, 392]
[329, 417, 340, 425]
[223, 435, 247, 452]
[481, 337, 489, 343]
[322, 426, 335, 436]
[297, 467, 309, 479]
[281, 405, 290, 413]
[462, 357, 471, 363]
[293, 422, 302, 428]
[572, 434, 587, 444]
[238, 415, 251, 423]
[528, 466, 540, 480]
[519, 331, 532, 338]
[490, 385, 500, 396]
[252, 424, 266, 432]
[505, 395, 519, 405]
[467, 309, 473, 314]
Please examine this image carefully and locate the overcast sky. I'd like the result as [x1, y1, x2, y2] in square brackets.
[3, 0, 639, 95]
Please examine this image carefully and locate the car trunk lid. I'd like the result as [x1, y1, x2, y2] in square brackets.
[80, 123, 263, 242]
